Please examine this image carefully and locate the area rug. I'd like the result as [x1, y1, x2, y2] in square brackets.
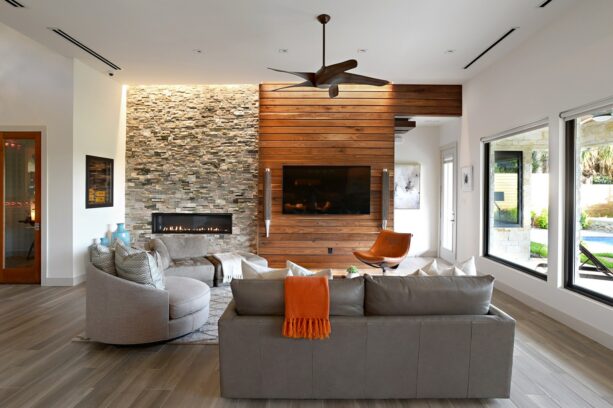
[169, 286, 232, 345]
[73, 286, 233, 346]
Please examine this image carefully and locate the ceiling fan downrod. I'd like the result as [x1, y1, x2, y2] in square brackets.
[317, 14, 331, 67]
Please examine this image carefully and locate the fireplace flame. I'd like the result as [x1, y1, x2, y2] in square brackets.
[161, 225, 229, 233]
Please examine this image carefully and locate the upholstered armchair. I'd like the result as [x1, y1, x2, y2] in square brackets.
[86, 263, 210, 345]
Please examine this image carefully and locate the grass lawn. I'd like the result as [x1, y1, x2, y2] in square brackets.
[531, 241, 613, 268]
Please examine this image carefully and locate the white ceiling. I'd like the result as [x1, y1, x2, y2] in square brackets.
[0, 0, 577, 85]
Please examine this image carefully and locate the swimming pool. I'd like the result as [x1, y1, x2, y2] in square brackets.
[582, 236, 613, 245]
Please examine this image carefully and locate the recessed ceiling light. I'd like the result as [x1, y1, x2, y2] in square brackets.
[357, 48, 368, 53]
[278, 48, 288, 53]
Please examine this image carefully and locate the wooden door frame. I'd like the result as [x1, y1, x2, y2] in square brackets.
[0, 131, 42, 284]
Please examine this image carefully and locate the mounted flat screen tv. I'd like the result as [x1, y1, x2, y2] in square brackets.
[282, 165, 371, 215]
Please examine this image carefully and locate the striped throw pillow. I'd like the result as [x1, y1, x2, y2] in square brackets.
[114, 240, 165, 290]
[89, 243, 116, 275]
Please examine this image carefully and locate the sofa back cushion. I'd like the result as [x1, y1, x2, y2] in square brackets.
[231, 277, 364, 316]
[160, 236, 207, 259]
[364, 275, 494, 316]
[149, 238, 171, 269]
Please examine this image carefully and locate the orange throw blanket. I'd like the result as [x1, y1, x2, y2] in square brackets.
[283, 276, 331, 340]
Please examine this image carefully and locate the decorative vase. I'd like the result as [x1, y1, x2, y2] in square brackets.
[346, 272, 359, 279]
[112, 223, 131, 246]
[99, 236, 109, 246]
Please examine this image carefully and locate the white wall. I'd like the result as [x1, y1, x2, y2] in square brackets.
[439, 119, 461, 147]
[72, 59, 125, 281]
[395, 127, 440, 256]
[0, 22, 74, 285]
[0, 22, 126, 285]
[460, 0, 613, 349]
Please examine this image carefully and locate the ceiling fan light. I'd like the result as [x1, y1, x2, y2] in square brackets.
[593, 113, 612, 122]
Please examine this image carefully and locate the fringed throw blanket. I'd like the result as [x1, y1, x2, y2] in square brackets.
[283, 276, 331, 340]
[213, 252, 244, 283]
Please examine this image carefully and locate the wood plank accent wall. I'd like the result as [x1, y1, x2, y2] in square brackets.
[258, 83, 462, 268]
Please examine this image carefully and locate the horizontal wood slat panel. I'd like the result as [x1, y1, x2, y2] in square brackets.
[260, 98, 461, 107]
[260, 105, 462, 115]
[259, 126, 394, 134]
[259, 83, 462, 94]
[258, 83, 461, 268]
[260, 119, 394, 127]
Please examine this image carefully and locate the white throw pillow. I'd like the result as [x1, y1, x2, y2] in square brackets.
[241, 259, 292, 280]
[456, 256, 477, 276]
[286, 260, 333, 279]
[423, 258, 474, 277]
[410, 269, 429, 277]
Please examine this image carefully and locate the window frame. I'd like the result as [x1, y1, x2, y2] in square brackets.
[564, 118, 613, 307]
[482, 127, 548, 281]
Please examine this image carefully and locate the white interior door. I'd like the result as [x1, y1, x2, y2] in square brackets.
[439, 144, 457, 263]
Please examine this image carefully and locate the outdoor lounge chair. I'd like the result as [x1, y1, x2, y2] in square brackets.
[579, 244, 613, 281]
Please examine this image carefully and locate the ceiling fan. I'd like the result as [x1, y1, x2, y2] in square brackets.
[269, 14, 389, 98]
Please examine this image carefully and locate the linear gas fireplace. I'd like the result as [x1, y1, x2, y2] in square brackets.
[151, 213, 232, 234]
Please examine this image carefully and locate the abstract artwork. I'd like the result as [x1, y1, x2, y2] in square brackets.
[394, 163, 420, 209]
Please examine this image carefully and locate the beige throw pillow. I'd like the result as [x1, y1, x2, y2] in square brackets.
[286, 260, 333, 279]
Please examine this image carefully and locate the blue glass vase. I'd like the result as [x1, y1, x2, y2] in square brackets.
[100, 236, 110, 247]
[112, 223, 131, 246]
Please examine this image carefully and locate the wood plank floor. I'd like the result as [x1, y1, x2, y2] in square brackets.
[0, 283, 612, 408]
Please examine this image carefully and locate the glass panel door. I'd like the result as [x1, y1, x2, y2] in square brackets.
[440, 145, 457, 263]
[0, 132, 41, 284]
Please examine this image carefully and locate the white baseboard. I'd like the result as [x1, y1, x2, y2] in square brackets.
[494, 280, 613, 350]
[44, 274, 86, 286]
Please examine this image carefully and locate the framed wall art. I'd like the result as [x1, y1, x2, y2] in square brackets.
[86, 155, 114, 208]
[394, 163, 421, 209]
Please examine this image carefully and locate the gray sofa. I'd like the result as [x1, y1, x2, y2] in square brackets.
[149, 236, 268, 287]
[150, 236, 216, 286]
[219, 275, 515, 399]
[86, 263, 210, 345]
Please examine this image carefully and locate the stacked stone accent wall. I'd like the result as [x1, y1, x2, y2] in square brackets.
[125, 85, 259, 252]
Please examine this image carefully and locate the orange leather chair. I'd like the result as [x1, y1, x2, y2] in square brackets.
[353, 230, 413, 273]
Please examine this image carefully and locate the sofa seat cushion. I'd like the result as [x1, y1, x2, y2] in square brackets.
[231, 277, 364, 316]
[364, 275, 494, 316]
[167, 257, 215, 283]
[165, 276, 211, 319]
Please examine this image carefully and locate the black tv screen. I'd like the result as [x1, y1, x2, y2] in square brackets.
[282, 166, 371, 215]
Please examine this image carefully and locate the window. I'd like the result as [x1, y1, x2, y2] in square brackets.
[565, 109, 613, 306]
[484, 126, 549, 278]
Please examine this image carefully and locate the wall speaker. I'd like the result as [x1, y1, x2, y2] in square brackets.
[381, 169, 389, 230]
[264, 168, 272, 237]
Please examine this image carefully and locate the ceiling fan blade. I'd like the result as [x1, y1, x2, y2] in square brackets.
[334, 72, 389, 87]
[317, 59, 358, 83]
[328, 84, 340, 98]
[273, 81, 315, 91]
[268, 67, 315, 82]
